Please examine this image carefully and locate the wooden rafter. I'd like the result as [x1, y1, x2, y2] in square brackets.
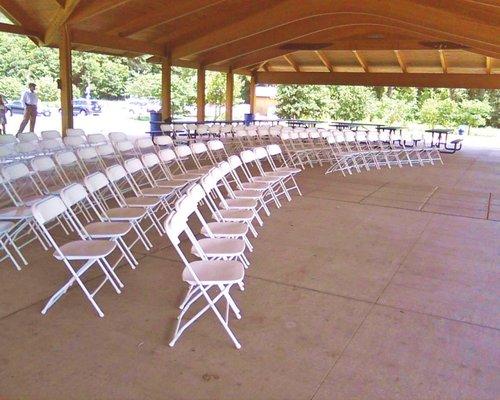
[439, 49, 448, 73]
[44, 0, 82, 45]
[109, 0, 226, 37]
[71, 29, 164, 56]
[283, 54, 299, 72]
[0, 0, 44, 34]
[258, 61, 269, 72]
[0, 22, 41, 38]
[486, 57, 492, 74]
[69, 0, 131, 24]
[394, 50, 407, 73]
[256, 71, 500, 89]
[315, 50, 334, 72]
[353, 50, 369, 72]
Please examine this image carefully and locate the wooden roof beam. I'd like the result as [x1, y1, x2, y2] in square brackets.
[394, 50, 407, 73]
[315, 50, 334, 72]
[69, 0, 131, 24]
[439, 49, 448, 73]
[353, 50, 368, 72]
[44, 0, 82, 45]
[486, 57, 492, 74]
[255, 71, 500, 89]
[71, 29, 164, 56]
[0, 0, 44, 36]
[283, 54, 299, 72]
[0, 22, 41, 39]
[108, 0, 225, 37]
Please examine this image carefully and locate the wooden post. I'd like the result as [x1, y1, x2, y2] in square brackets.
[225, 70, 234, 121]
[249, 73, 256, 115]
[196, 66, 205, 122]
[59, 24, 73, 136]
[161, 56, 172, 120]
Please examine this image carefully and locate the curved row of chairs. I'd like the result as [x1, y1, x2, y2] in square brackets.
[0, 129, 302, 348]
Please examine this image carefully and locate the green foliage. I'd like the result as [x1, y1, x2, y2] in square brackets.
[329, 86, 376, 121]
[453, 99, 492, 128]
[171, 67, 196, 116]
[126, 73, 161, 99]
[0, 76, 24, 101]
[419, 97, 457, 127]
[37, 76, 59, 102]
[276, 85, 331, 120]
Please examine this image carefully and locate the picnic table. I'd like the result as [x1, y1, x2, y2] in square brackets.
[425, 128, 463, 153]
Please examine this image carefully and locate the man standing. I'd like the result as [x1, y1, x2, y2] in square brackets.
[17, 83, 38, 134]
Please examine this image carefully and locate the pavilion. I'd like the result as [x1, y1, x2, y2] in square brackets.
[0, 0, 498, 133]
[0, 2, 499, 400]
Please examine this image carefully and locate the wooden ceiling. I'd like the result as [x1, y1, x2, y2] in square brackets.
[0, 0, 499, 88]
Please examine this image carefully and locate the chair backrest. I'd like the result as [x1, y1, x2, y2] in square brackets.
[141, 152, 161, 168]
[66, 128, 85, 136]
[64, 135, 86, 147]
[123, 158, 145, 174]
[18, 132, 38, 142]
[164, 211, 187, 246]
[153, 135, 174, 147]
[207, 139, 224, 151]
[160, 124, 171, 134]
[190, 142, 208, 155]
[77, 146, 99, 161]
[84, 172, 110, 193]
[60, 183, 88, 207]
[108, 131, 127, 143]
[266, 144, 282, 156]
[96, 143, 116, 157]
[0, 145, 17, 157]
[115, 140, 135, 152]
[253, 147, 268, 160]
[40, 139, 62, 151]
[105, 164, 129, 182]
[174, 145, 192, 158]
[16, 141, 38, 153]
[87, 133, 107, 145]
[41, 130, 61, 140]
[55, 150, 78, 166]
[239, 150, 256, 163]
[31, 196, 67, 225]
[158, 148, 176, 163]
[2, 162, 31, 181]
[135, 138, 154, 151]
[227, 155, 242, 169]
[31, 156, 57, 172]
[0, 134, 17, 145]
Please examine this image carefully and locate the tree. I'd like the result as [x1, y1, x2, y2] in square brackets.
[453, 99, 492, 133]
[276, 84, 332, 119]
[419, 97, 458, 127]
[37, 76, 59, 102]
[125, 73, 161, 99]
[0, 77, 24, 101]
[329, 86, 376, 121]
[206, 71, 226, 119]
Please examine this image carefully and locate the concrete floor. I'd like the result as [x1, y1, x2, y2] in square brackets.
[0, 138, 499, 399]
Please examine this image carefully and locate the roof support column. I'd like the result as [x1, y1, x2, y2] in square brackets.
[225, 70, 234, 121]
[59, 24, 73, 136]
[161, 56, 172, 120]
[196, 66, 205, 122]
[249, 73, 256, 115]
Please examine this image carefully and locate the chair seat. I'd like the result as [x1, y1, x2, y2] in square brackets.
[232, 189, 263, 199]
[0, 221, 14, 234]
[124, 196, 160, 207]
[106, 207, 146, 220]
[252, 176, 281, 183]
[54, 240, 116, 260]
[184, 169, 206, 177]
[0, 206, 32, 220]
[156, 180, 188, 189]
[241, 182, 269, 190]
[85, 221, 131, 238]
[200, 221, 248, 237]
[276, 167, 301, 174]
[218, 209, 254, 220]
[221, 198, 258, 209]
[23, 195, 47, 206]
[191, 238, 245, 257]
[182, 260, 244, 284]
[171, 173, 200, 182]
[141, 187, 175, 197]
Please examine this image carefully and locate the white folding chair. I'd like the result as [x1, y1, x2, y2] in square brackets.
[164, 210, 245, 349]
[66, 128, 85, 136]
[41, 130, 61, 140]
[32, 196, 123, 317]
[17, 132, 38, 143]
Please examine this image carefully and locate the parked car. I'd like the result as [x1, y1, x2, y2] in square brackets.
[58, 99, 102, 116]
[6, 100, 52, 117]
[126, 99, 160, 118]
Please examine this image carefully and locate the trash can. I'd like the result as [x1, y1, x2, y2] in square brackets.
[149, 111, 162, 137]
[244, 113, 254, 126]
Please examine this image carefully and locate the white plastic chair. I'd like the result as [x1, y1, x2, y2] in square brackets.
[31, 196, 123, 317]
[164, 210, 245, 349]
